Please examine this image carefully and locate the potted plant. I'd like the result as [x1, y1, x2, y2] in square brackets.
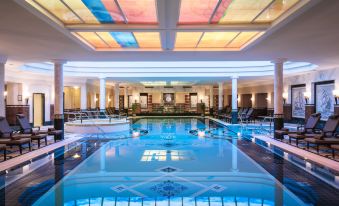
[132, 103, 137, 117]
[200, 103, 206, 117]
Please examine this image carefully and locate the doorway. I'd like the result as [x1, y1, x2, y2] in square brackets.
[33, 93, 45, 127]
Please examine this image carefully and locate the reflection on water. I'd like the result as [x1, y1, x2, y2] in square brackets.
[33, 118, 305, 206]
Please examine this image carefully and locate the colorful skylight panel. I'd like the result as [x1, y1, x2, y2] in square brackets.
[117, 0, 158, 24]
[110, 32, 138, 48]
[254, 0, 300, 23]
[178, 0, 219, 24]
[28, 0, 157, 25]
[134, 32, 161, 48]
[63, 0, 99, 24]
[34, 0, 82, 24]
[198, 32, 239, 48]
[74, 32, 161, 49]
[210, 0, 233, 23]
[217, 0, 273, 24]
[226, 32, 262, 48]
[175, 31, 264, 50]
[175, 32, 203, 48]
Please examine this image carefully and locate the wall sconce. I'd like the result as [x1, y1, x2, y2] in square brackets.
[4, 91, 7, 97]
[303, 92, 311, 104]
[108, 98, 111, 102]
[250, 97, 254, 102]
[282, 92, 288, 104]
[333, 90, 339, 105]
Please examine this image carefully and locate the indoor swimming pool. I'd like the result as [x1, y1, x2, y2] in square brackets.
[0, 118, 338, 206]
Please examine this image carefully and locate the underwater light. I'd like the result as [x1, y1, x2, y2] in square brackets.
[73, 153, 81, 159]
[198, 130, 205, 137]
[132, 131, 140, 138]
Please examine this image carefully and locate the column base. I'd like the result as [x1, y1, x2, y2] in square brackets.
[54, 114, 64, 140]
[231, 111, 238, 124]
[274, 114, 284, 139]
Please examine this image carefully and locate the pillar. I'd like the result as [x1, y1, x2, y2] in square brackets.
[114, 82, 120, 112]
[124, 86, 128, 109]
[209, 85, 213, 109]
[0, 56, 7, 117]
[99, 78, 106, 111]
[218, 82, 223, 111]
[273, 59, 286, 138]
[231, 76, 238, 124]
[80, 84, 87, 110]
[54, 60, 66, 140]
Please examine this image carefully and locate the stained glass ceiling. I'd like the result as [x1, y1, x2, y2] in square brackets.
[179, 0, 301, 24]
[22, 0, 308, 51]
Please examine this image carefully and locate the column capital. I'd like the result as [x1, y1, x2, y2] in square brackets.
[0, 55, 8, 64]
[271, 58, 287, 64]
[52, 59, 67, 65]
[98, 76, 106, 80]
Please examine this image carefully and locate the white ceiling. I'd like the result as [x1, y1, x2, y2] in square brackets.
[1, 0, 339, 85]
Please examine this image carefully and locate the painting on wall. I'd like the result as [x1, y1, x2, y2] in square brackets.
[163, 93, 175, 104]
[291, 86, 306, 118]
[315, 82, 334, 120]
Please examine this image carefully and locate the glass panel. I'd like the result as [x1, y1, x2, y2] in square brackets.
[196, 197, 209, 206]
[81, 0, 114, 23]
[116, 197, 129, 206]
[134, 32, 161, 48]
[63, 0, 99, 24]
[35, 0, 81, 24]
[110, 32, 139, 48]
[101, 0, 125, 23]
[226, 32, 260, 48]
[130, 197, 143, 206]
[103, 197, 116, 206]
[235, 197, 248, 206]
[198, 32, 239, 48]
[117, 0, 158, 24]
[90, 198, 103, 206]
[76, 32, 109, 48]
[209, 197, 222, 206]
[76, 198, 90, 206]
[157, 197, 169, 206]
[255, 0, 300, 23]
[178, 0, 219, 24]
[218, 0, 273, 24]
[96, 32, 121, 48]
[211, 0, 233, 23]
[143, 198, 156, 206]
[170, 197, 182, 206]
[175, 32, 203, 48]
[223, 197, 236, 206]
[182, 197, 195, 206]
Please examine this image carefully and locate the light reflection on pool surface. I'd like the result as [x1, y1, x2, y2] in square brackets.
[33, 118, 306, 206]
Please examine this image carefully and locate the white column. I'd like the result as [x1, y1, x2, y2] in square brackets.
[209, 85, 213, 109]
[114, 82, 120, 111]
[124, 86, 128, 109]
[99, 78, 106, 110]
[273, 59, 285, 115]
[218, 82, 223, 110]
[232, 76, 238, 111]
[0, 56, 7, 117]
[54, 61, 65, 116]
[80, 84, 87, 110]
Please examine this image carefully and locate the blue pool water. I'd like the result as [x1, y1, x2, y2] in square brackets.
[33, 118, 306, 206]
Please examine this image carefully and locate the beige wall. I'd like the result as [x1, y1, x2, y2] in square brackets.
[64, 87, 81, 109]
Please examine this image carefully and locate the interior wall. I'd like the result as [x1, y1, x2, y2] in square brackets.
[64, 87, 81, 109]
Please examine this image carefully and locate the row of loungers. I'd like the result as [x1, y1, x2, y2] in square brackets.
[217, 107, 255, 123]
[0, 114, 62, 161]
[275, 113, 339, 158]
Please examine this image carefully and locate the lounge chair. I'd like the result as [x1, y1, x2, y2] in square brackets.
[0, 117, 31, 154]
[274, 113, 321, 142]
[16, 114, 62, 143]
[0, 144, 6, 160]
[331, 145, 339, 158]
[304, 115, 339, 153]
[242, 108, 254, 123]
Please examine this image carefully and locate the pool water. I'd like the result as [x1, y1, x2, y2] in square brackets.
[33, 118, 306, 206]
